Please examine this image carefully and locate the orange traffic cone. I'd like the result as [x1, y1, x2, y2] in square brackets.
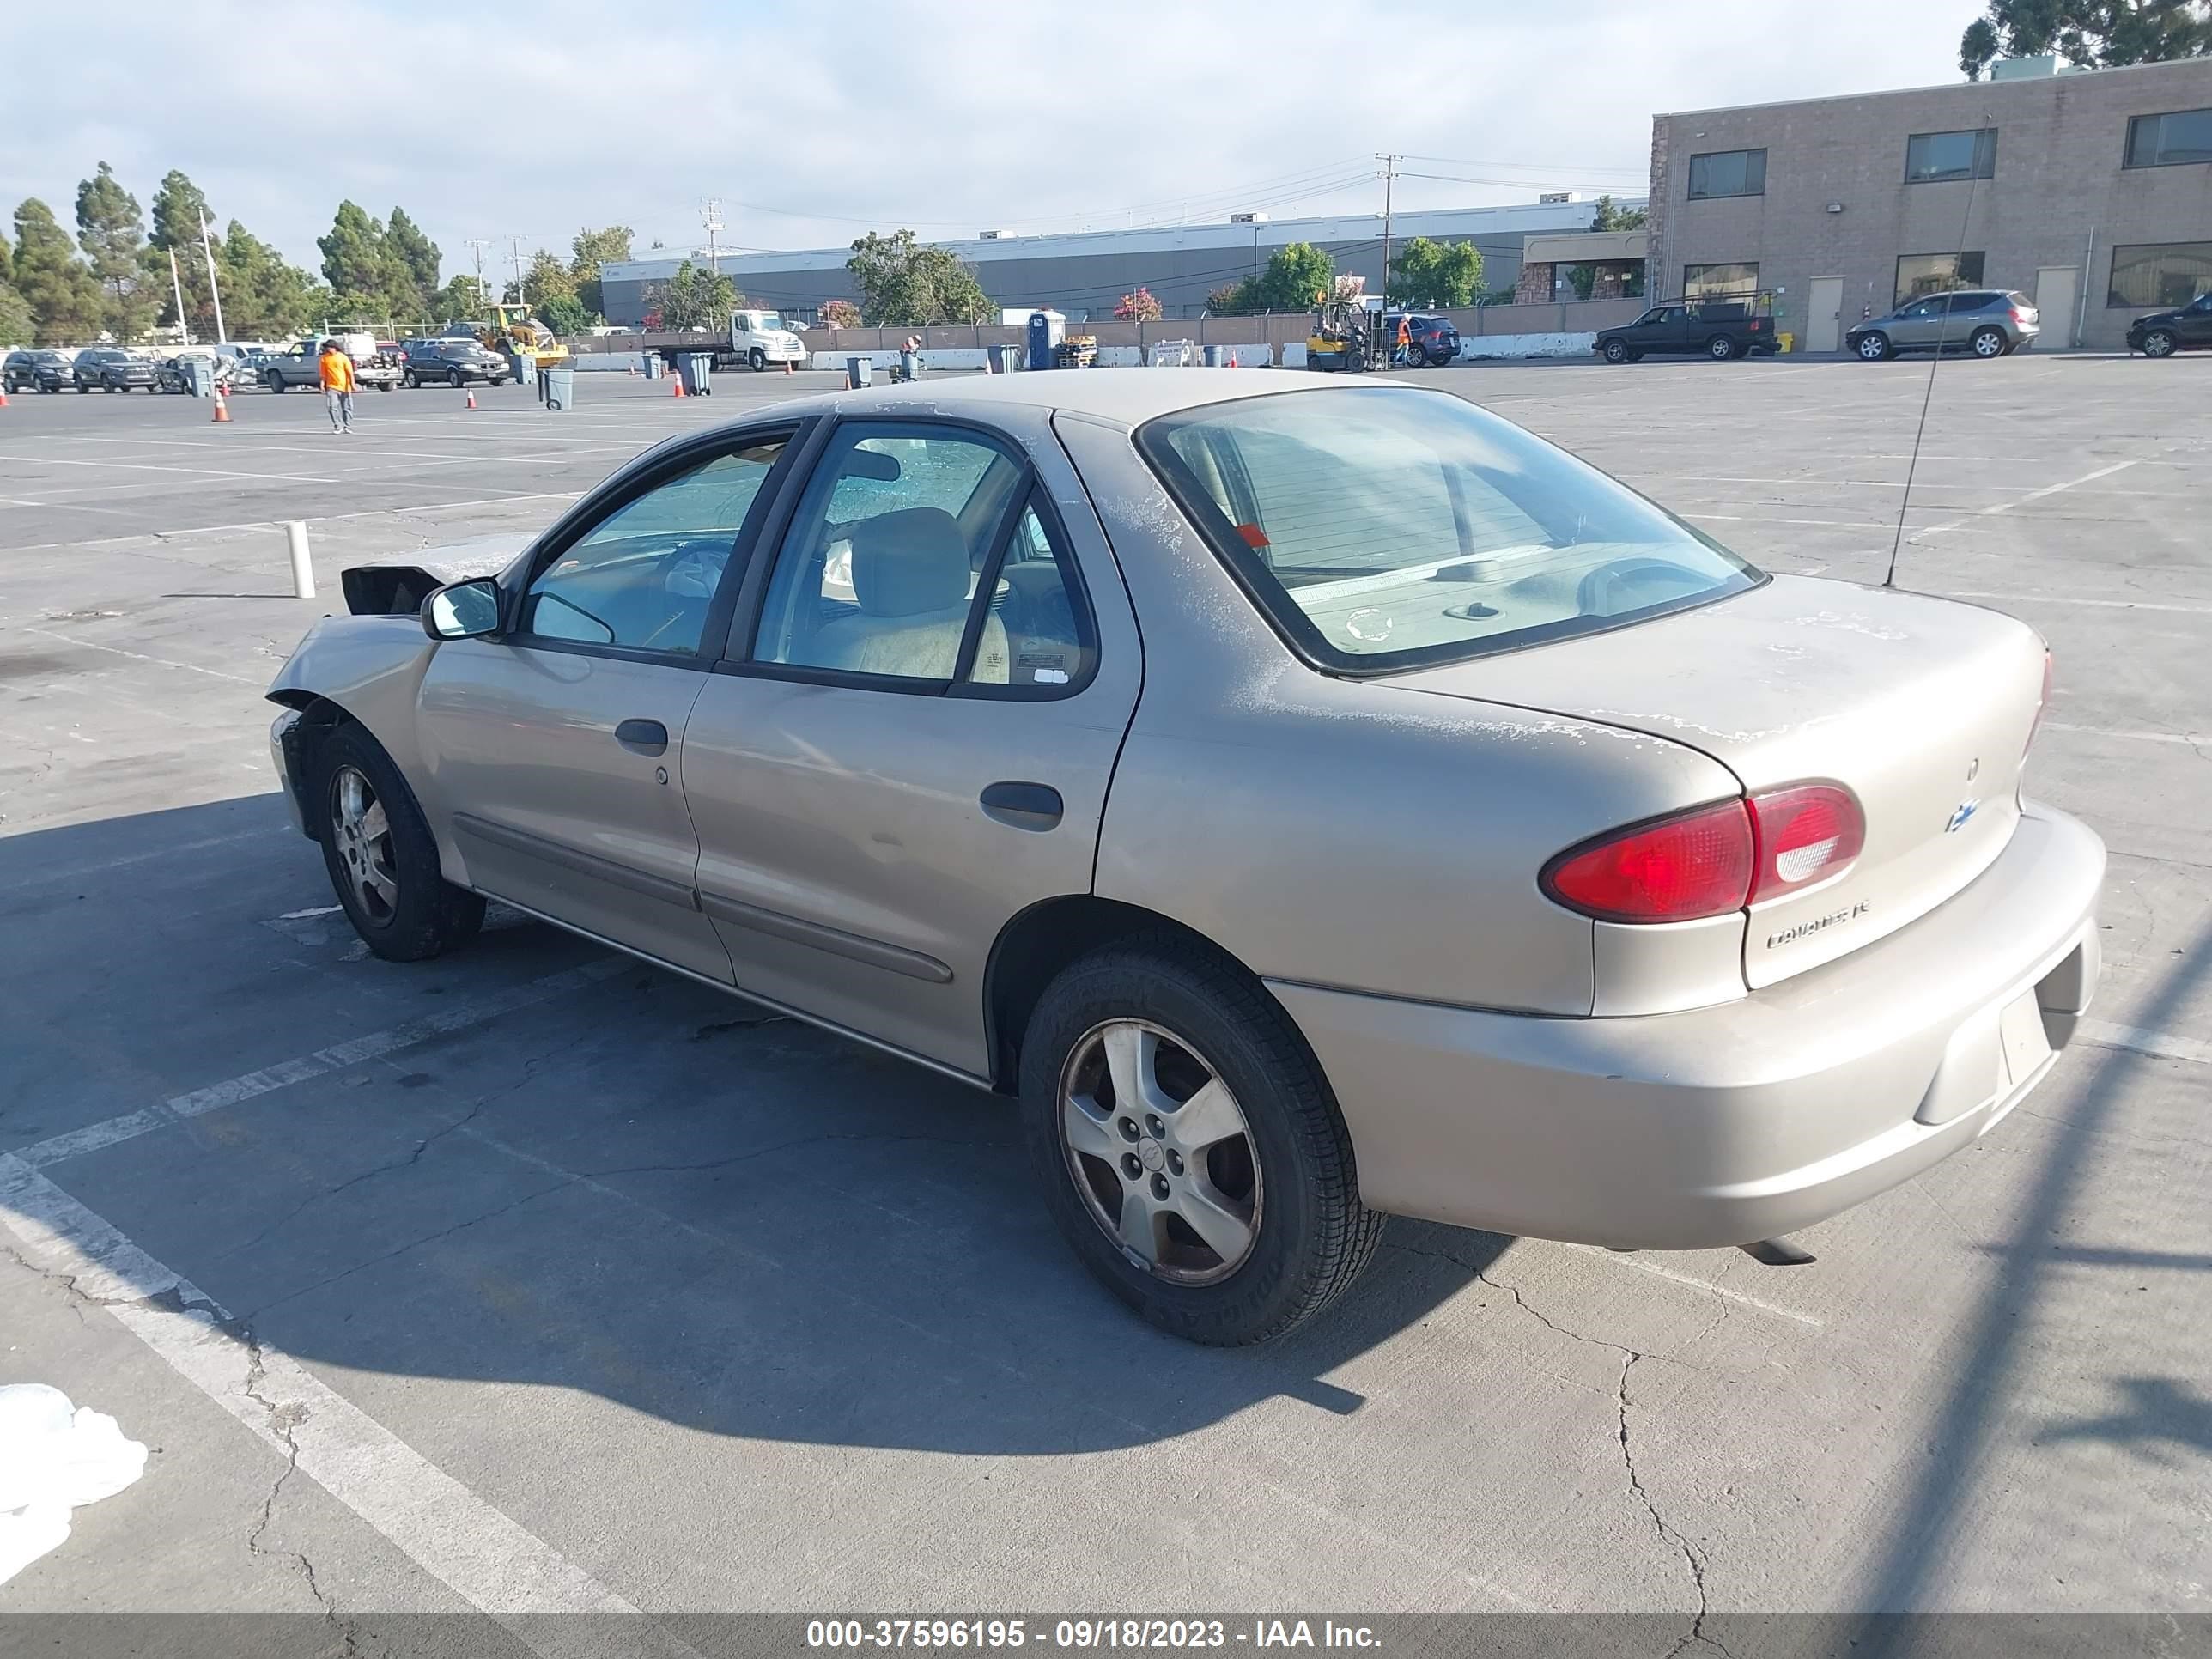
[672, 375, 686, 398]
[782, 359, 793, 374]
[210, 386, 231, 423]
[0, 383, 9, 408]
[465, 386, 477, 409]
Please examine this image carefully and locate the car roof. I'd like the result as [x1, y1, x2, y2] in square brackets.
[718, 367, 1411, 431]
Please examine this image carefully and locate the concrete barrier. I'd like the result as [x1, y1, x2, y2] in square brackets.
[809, 349, 992, 372]
[572, 352, 648, 373]
[1455, 332, 1597, 361]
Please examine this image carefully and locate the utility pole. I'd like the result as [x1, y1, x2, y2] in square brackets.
[167, 248, 191, 347]
[197, 210, 228, 345]
[464, 238, 492, 312]
[1376, 154, 1401, 311]
[700, 199, 724, 276]
[507, 236, 526, 307]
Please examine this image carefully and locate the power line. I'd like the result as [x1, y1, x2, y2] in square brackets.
[1401, 152, 1646, 176]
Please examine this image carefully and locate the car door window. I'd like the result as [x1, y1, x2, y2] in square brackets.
[752, 424, 1028, 684]
[963, 497, 1097, 693]
[520, 438, 788, 654]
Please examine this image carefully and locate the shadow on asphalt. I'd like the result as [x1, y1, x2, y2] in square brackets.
[1, 795, 1511, 1455]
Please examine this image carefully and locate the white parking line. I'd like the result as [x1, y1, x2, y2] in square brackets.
[0, 452, 337, 485]
[8, 960, 627, 1170]
[1943, 592, 2212, 617]
[2044, 721, 2210, 747]
[1570, 1247, 1825, 1327]
[1912, 459, 2141, 539]
[12, 625, 264, 686]
[0, 1158, 694, 1654]
[2079, 1019, 2210, 1066]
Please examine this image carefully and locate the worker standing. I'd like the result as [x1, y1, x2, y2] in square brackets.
[318, 339, 356, 434]
[1395, 313, 1413, 366]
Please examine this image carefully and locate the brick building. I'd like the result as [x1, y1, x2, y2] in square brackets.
[1647, 57, 2212, 350]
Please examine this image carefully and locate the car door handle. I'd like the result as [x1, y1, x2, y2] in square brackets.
[980, 781, 1063, 832]
[615, 718, 669, 756]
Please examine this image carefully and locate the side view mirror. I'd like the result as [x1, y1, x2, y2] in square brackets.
[422, 576, 504, 641]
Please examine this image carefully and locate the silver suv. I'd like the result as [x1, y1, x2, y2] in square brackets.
[1847, 289, 2039, 361]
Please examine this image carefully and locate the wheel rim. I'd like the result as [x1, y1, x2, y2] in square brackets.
[1606, 343, 1626, 362]
[328, 765, 399, 924]
[1711, 338, 1732, 358]
[2148, 332, 2174, 356]
[1861, 337, 1884, 359]
[1976, 331, 2002, 356]
[1058, 1018, 1263, 1285]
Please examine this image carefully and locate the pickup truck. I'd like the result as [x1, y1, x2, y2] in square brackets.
[262, 334, 406, 392]
[1594, 300, 1777, 363]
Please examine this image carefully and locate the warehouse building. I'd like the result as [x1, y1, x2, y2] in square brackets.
[1647, 56, 2212, 351]
[596, 198, 1641, 325]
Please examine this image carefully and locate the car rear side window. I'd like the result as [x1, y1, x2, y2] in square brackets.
[1137, 386, 1762, 674]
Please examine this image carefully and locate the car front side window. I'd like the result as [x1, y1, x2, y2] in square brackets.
[518, 438, 788, 655]
[751, 424, 1029, 686]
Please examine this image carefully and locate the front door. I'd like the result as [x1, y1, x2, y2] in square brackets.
[2178, 291, 2212, 347]
[1805, 276, 1844, 353]
[681, 414, 1143, 1076]
[2034, 266, 2079, 348]
[1891, 295, 1948, 348]
[414, 431, 801, 982]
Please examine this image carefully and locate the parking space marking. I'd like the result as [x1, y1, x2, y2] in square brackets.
[2045, 721, 2210, 748]
[0, 1158, 699, 1651]
[2079, 1019, 2209, 1066]
[13, 624, 264, 685]
[8, 959, 627, 1170]
[1570, 1247, 1825, 1326]
[1911, 459, 2142, 539]
[1944, 591, 2212, 617]
[0, 452, 338, 485]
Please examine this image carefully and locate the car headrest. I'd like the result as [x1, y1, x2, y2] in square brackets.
[848, 508, 969, 617]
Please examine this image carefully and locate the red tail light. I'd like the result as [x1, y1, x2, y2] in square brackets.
[1544, 785, 1865, 923]
[1747, 785, 1863, 901]
[1542, 800, 1755, 922]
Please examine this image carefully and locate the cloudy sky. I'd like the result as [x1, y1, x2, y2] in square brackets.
[2, 0, 1987, 284]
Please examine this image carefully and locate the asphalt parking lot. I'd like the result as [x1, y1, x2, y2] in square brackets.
[1, 360, 2207, 1644]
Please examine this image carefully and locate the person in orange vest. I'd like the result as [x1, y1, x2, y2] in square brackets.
[318, 339, 356, 434]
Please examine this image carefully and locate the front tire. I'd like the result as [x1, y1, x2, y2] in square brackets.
[1601, 339, 1631, 364]
[1019, 939, 1381, 1346]
[748, 347, 766, 372]
[2142, 328, 2178, 359]
[448, 368, 465, 388]
[404, 370, 420, 387]
[315, 724, 485, 963]
[1856, 331, 1893, 362]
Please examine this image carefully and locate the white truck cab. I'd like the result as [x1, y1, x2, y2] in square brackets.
[729, 309, 807, 370]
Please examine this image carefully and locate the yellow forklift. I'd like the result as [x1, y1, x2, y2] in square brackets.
[1305, 295, 1382, 372]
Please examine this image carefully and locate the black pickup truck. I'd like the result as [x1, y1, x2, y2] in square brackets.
[1594, 300, 1778, 363]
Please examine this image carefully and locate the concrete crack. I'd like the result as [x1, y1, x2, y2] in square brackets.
[239, 1326, 361, 1656]
[1619, 1353, 1733, 1659]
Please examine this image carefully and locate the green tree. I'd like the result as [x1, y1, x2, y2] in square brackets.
[1960, 0, 2209, 76]
[538, 292, 591, 336]
[386, 207, 441, 310]
[221, 222, 323, 337]
[0, 221, 12, 285]
[0, 283, 32, 347]
[1389, 237, 1486, 307]
[76, 162, 155, 340]
[649, 261, 740, 331]
[845, 229, 993, 325]
[525, 247, 580, 308]
[818, 298, 861, 329]
[1206, 279, 1256, 316]
[1251, 241, 1334, 313]
[569, 225, 633, 317]
[317, 201, 416, 321]
[1589, 195, 1648, 232]
[14, 198, 103, 343]
[434, 273, 489, 319]
[148, 170, 212, 252]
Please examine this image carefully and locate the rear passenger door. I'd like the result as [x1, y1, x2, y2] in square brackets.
[679, 412, 1144, 1076]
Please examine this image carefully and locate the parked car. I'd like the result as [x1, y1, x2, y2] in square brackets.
[72, 347, 161, 392]
[266, 374, 2102, 1346]
[2124, 290, 2212, 357]
[1384, 313, 1462, 368]
[3, 349, 77, 393]
[404, 337, 510, 387]
[1847, 290, 2039, 361]
[1595, 300, 1778, 362]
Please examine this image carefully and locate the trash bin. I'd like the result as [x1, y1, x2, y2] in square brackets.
[988, 344, 1020, 374]
[680, 353, 713, 397]
[542, 366, 576, 410]
[846, 356, 872, 388]
[899, 349, 921, 382]
[1202, 344, 1224, 368]
[186, 359, 214, 398]
[641, 354, 663, 379]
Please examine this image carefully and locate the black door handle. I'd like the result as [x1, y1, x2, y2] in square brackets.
[615, 718, 669, 755]
[981, 781, 1063, 832]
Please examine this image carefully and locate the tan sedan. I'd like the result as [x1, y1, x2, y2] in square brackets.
[267, 374, 2104, 1344]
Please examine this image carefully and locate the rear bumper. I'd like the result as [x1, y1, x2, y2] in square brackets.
[1275, 802, 2105, 1249]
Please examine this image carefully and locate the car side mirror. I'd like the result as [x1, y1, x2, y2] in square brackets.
[422, 577, 504, 641]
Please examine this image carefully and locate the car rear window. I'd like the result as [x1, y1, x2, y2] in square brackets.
[1135, 386, 1764, 673]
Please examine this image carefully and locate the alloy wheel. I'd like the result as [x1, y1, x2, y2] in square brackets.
[329, 764, 399, 924]
[1058, 1018, 1263, 1285]
[2144, 331, 2176, 358]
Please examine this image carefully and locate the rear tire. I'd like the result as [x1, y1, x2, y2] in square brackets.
[1707, 335, 1738, 361]
[1970, 325, 2007, 359]
[314, 723, 485, 963]
[1019, 939, 1382, 1346]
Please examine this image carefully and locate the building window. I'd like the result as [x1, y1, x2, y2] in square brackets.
[2106, 241, 2212, 307]
[1905, 129, 1997, 183]
[1894, 252, 1986, 306]
[2124, 108, 2212, 168]
[1684, 263, 1759, 301]
[1686, 149, 1766, 199]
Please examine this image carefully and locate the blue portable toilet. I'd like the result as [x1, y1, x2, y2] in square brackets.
[1026, 310, 1064, 372]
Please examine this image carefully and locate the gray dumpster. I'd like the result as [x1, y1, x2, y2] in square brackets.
[187, 359, 214, 398]
[846, 356, 872, 388]
[507, 350, 532, 389]
[542, 366, 576, 410]
[642, 354, 663, 379]
[1202, 344, 1224, 368]
[987, 344, 1020, 374]
[679, 353, 713, 397]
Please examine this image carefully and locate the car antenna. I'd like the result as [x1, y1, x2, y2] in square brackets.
[1885, 111, 1995, 589]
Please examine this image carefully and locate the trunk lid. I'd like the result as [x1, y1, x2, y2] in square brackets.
[1391, 574, 2047, 988]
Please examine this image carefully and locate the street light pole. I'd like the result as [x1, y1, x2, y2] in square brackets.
[1376, 154, 1401, 310]
[168, 248, 191, 347]
[198, 210, 228, 345]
